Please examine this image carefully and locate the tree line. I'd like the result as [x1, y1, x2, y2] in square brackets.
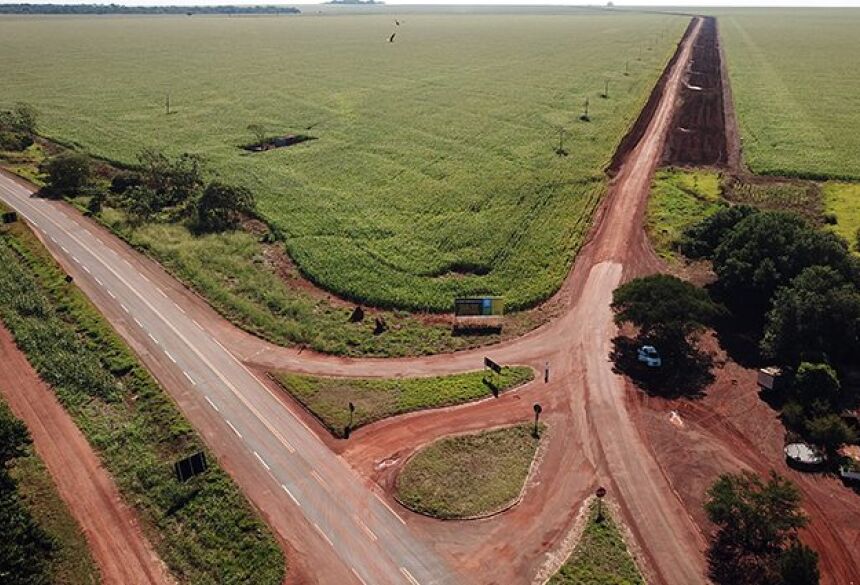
[43, 149, 256, 234]
[611, 202, 860, 585]
[0, 4, 300, 15]
[0, 403, 54, 585]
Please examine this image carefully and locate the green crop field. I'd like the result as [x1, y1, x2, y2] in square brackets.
[0, 11, 687, 313]
[717, 9, 860, 180]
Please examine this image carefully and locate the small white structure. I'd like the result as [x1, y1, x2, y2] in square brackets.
[784, 442, 825, 469]
[638, 345, 662, 368]
[757, 367, 783, 391]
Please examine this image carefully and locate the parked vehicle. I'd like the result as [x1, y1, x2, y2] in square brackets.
[637, 345, 661, 368]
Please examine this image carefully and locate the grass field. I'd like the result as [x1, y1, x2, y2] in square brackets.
[647, 169, 722, 261]
[2, 400, 100, 585]
[0, 11, 687, 314]
[548, 500, 644, 585]
[395, 423, 542, 519]
[272, 367, 532, 437]
[717, 9, 860, 180]
[0, 206, 284, 584]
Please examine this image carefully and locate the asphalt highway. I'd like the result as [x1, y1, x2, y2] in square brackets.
[0, 174, 457, 585]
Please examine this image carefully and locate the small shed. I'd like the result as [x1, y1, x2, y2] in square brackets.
[757, 367, 783, 391]
[784, 442, 825, 469]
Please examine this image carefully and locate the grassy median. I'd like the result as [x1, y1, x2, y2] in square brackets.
[395, 423, 542, 519]
[273, 367, 533, 437]
[0, 207, 284, 584]
[549, 500, 644, 585]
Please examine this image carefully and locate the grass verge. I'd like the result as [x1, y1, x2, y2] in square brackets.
[272, 367, 533, 438]
[7, 435, 100, 585]
[647, 168, 723, 261]
[0, 205, 284, 584]
[548, 500, 645, 585]
[823, 182, 860, 251]
[395, 423, 542, 519]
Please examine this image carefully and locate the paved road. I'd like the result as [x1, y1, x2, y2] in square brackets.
[0, 175, 458, 585]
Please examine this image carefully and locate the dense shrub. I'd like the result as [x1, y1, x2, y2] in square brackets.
[42, 152, 92, 197]
[196, 181, 255, 232]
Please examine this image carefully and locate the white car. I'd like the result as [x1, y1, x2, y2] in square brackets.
[637, 345, 662, 368]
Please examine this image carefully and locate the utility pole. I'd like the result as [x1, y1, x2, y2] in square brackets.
[603, 79, 610, 98]
[555, 127, 566, 156]
[165, 92, 171, 115]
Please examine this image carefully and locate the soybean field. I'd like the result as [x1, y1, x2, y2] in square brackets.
[0, 11, 687, 311]
[718, 9, 860, 180]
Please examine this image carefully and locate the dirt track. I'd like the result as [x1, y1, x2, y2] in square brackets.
[0, 324, 174, 585]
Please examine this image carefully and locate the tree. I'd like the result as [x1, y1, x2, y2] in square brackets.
[0, 404, 54, 585]
[42, 152, 91, 196]
[680, 204, 758, 259]
[247, 123, 268, 150]
[779, 541, 820, 585]
[196, 182, 255, 232]
[792, 362, 841, 408]
[762, 266, 860, 366]
[712, 211, 855, 316]
[612, 274, 724, 351]
[0, 103, 37, 152]
[704, 471, 813, 585]
[136, 149, 205, 209]
[805, 414, 856, 457]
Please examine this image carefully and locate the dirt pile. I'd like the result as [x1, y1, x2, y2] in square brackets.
[663, 17, 729, 167]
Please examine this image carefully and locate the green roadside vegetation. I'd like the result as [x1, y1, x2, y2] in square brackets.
[0, 12, 689, 357]
[822, 182, 860, 252]
[272, 367, 533, 437]
[0, 400, 99, 585]
[395, 423, 542, 519]
[0, 206, 284, 584]
[647, 168, 723, 261]
[548, 500, 644, 585]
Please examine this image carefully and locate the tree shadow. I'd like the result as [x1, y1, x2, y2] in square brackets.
[611, 335, 714, 398]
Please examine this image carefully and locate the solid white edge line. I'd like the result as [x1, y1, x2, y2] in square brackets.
[204, 396, 219, 412]
[351, 567, 369, 585]
[281, 484, 300, 507]
[226, 420, 242, 439]
[183, 371, 196, 385]
[400, 567, 421, 585]
[313, 523, 334, 548]
[377, 493, 406, 525]
[253, 451, 271, 471]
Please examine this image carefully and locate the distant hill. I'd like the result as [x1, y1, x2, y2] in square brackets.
[0, 3, 301, 14]
[325, 0, 383, 5]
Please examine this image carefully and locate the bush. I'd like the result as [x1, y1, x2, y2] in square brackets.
[109, 170, 141, 195]
[196, 181, 256, 232]
[42, 152, 91, 197]
[0, 130, 33, 152]
[679, 204, 758, 259]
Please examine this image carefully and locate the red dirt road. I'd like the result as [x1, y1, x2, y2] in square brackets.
[0, 324, 174, 585]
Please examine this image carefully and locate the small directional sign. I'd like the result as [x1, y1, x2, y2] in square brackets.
[484, 356, 502, 374]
